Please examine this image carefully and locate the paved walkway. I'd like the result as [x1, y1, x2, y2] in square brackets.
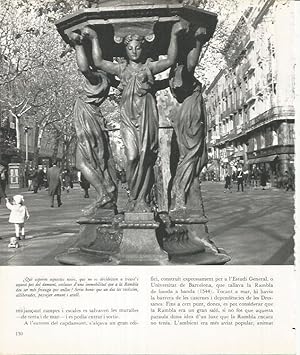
[0, 182, 294, 265]
[201, 182, 294, 265]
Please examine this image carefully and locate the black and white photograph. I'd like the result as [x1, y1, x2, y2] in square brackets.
[0, 0, 295, 266]
[0, 0, 297, 353]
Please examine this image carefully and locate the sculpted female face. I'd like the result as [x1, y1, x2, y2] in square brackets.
[125, 39, 143, 62]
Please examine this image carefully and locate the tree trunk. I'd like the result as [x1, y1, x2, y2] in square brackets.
[33, 123, 44, 167]
[52, 137, 60, 163]
[15, 115, 21, 150]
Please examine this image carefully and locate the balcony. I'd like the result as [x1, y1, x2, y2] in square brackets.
[255, 82, 263, 95]
[247, 145, 294, 161]
[245, 33, 254, 49]
[213, 124, 248, 147]
[246, 106, 295, 131]
[245, 88, 256, 103]
[220, 112, 226, 120]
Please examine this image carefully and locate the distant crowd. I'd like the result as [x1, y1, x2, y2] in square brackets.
[25, 166, 77, 193]
[201, 165, 295, 192]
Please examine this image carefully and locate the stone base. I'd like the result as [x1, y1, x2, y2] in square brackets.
[55, 209, 230, 266]
[169, 250, 231, 265]
[55, 208, 122, 265]
[55, 248, 113, 265]
[157, 210, 231, 263]
[116, 212, 169, 265]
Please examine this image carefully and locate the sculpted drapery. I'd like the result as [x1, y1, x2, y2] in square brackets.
[70, 34, 118, 214]
[117, 60, 159, 205]
[80, 23, 186, 212]
[169, 66, 207, 211]
[169, 29, 208, 212]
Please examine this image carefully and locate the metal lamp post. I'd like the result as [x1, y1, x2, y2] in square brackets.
[24, 126, 32, 165]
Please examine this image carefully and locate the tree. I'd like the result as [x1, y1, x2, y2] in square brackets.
[0, 0, 83, 165]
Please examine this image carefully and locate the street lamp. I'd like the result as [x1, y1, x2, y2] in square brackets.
[24, 126, 32, 165]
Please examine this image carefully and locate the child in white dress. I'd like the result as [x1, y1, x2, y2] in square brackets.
[6, 195, 30, 248]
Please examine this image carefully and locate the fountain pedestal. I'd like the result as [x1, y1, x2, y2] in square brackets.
[55, 0, 231, 266]
[116, 212, 168, 265]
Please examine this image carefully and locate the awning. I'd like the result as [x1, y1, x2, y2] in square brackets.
[248, 155, 278, 164]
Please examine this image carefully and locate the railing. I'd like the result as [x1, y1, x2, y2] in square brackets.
[212, 106, 289, 147]
[245, 88, 255, 101]
[244, 33, 250, 46]
[247, 106, 295, 130]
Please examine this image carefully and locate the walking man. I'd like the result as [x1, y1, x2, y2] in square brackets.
[224, 170, 232, 193]
[80, 172, 90, 198]
[47, 161, 62, 207]
[237, 166, 244, 192]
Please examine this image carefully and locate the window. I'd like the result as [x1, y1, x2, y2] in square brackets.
[230, 117, 233, 131]
[253, 137, 257, 150]
[272, 128, 278, 145]
[250, 105, 256, 120]
[261, 131, 265, 149]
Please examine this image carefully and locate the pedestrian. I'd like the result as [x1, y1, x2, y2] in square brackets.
[284, 170, 294, 192]
[5, 195, 30, 248]
[62, 169, 72, 193]
[0, 165, 7, 204]
[237, 167, 244, 192]
[224, 170, 232, 193]
[251, 166, 260, 188]
[27, 167, 33, 191]
[260, 168, 268, 190]
[43, 167, 48, 189]
[31, 166, 39, 193]
[80, 173, 90, 198]
[255, 168, 261, 188]
[37, 168, 45, 190]
[47, 161, 63, 207]
[243, 169, 249, 187]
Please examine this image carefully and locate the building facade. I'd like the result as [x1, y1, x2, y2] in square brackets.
[205, 0, 295, 184]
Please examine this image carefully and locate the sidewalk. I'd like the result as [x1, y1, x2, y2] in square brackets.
[0, 185, 90, 265]
[201, 181, 294, 265]
[0, 182, 294, 265]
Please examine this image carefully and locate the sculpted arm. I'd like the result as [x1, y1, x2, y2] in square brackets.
[186, 28, 206, 73]
[150, 22, 187, 75]
[82, 27, 119, 76]
[70, 33, 99, 85]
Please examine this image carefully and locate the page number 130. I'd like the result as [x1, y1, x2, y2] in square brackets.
[16, 331, 23, 336]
